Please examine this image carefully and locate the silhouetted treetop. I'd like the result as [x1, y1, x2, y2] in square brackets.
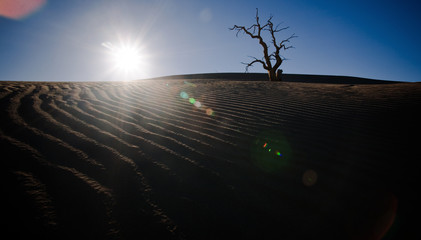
[230, 8, 296, 81]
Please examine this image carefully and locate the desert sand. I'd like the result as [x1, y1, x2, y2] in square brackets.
[1, 74, 420, 239]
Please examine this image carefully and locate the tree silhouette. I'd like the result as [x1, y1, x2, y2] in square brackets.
[230, 9, 296, 81]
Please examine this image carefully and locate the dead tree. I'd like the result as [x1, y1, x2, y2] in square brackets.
[230, 9, 296, 81]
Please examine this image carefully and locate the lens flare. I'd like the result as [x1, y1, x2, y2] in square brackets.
[180, 91, 189, 99]
[302, 169, 318, 187]
[184, 81, 197, 87]
[0, 0, 46, 20]
[206, 108, 214, 116]
[251, 130, 292, 173]
[179, 87, 215, 116]
[194, 101, 202, 108]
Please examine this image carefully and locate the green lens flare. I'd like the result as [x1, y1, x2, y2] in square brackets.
[251, 130, 292, 173]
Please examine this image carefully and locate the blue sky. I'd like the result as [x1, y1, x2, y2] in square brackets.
[0, 0, 420, 82]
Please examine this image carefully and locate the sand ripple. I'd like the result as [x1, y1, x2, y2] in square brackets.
[1, 80, 420, 239]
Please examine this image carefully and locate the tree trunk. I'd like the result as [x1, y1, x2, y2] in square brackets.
[268, 69, 276, 81]
[276, 69, 283, 81]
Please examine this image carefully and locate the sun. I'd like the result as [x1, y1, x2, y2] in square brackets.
[112, 45, 142, 72]
[102, 40, 149, 79]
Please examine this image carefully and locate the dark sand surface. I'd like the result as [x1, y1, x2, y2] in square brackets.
[1, 75, 420, 239]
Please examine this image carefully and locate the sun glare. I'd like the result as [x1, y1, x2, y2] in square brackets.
[102, 40, 149, 80]
[113, 45, 142, 72]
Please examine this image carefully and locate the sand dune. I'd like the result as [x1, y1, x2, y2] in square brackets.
[1, 76, 420, 239]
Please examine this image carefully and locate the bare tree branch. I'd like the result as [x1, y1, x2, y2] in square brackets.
[242, 56, 269, 72]
[280, 33, 297, 50]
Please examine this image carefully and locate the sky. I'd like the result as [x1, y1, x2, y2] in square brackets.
[0, 0, 420, 82]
